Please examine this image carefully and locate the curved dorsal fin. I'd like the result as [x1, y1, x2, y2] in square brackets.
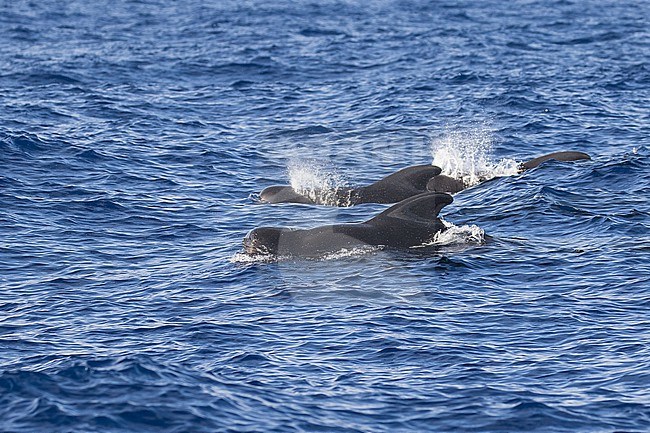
[368, 164, 442, 191]
[368, 192, 453, 225]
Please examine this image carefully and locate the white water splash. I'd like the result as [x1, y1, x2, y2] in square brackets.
[412, 218, 485, 248]
[287, 159, 350, 205]
[230, 252, 277, 263]
[430, 126, 519, 187]
[432, 219, 485, 246]
[320, 245, 382, 260]
[230, 245, 381, 263]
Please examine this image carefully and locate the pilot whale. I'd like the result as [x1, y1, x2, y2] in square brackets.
[244, 192, 453, 257]
[260, 151, 590, 204]
[260, 164, 442, 205]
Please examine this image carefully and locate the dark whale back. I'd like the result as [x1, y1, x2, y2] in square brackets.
[259, 165, 442, 205]
[258, 151, 591, 205]
[357, 165, 442, 204]
[368, 191, 452, 226]
[352, 192, 453, 249]
[244, 192, 454, 256]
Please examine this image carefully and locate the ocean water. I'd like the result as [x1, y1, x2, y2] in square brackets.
[1, 0, 649, 431]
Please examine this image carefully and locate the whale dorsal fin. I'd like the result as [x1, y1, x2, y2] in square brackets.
[368, 192, 453, 225]
[359, 165, 443, 203]
[370, 164, 442, 191]
[521, 151, 591, 171]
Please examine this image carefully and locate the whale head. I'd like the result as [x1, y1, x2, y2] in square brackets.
[426, 175, 466, 194]
[243, 227, 283, 255]
[259, 186, 314, 204]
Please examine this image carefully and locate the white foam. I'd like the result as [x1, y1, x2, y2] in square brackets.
[230, 252, 277, 263]
[430, 126, 519, 187]
[412, 218, 485, 248]
[320, 245, 382, 260]
[287, 159, 350, 205]
[433, 220, 485, 246]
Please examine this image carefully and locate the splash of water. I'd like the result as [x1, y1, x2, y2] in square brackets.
[411, 218, 485, 248]
[287, 159, 350, 205]
[320, 245, 382, 260]
[231, 245, 381, 263]
[432, 219, 485, 246]
[430, 126, 519, 187]
[230, 252, 277, 263]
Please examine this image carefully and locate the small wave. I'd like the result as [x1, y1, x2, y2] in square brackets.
[299, 28, 348, 38]
[231, 80, 255, 89]
[287, 159, 351, 206]
[25, 72, 82, 85]
[553, 31, 623, 46]
[277, 125, 334, 137]
[76, 149, 107, 161]
[430, 125, 519, 188]
[3, 133, 52, 155]
[77, 198, 126, 211]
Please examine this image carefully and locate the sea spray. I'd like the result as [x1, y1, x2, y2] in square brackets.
[430, 126, 519, 187]
[432, 219, 485, 246]
[287, 159, 351, 206]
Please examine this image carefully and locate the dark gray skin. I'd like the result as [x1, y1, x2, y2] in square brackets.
[260, 165, 442, 206]
[425, 174, 467, 194]
[519, 151, 591, 171]
[426, 150, 591, 193]
[244, 192, 453, 257]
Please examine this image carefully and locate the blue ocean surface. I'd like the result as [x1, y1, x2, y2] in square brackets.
[1, 0, 649, 431]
